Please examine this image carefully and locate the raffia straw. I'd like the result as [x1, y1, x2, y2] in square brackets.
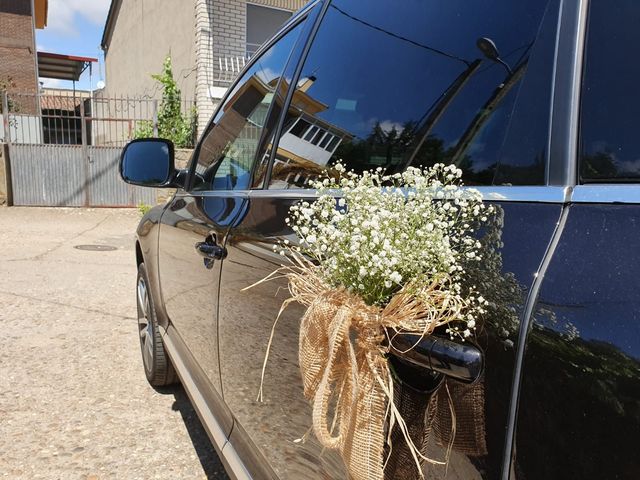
[444, 382, 457, 476]
[244, 251, 463, 480]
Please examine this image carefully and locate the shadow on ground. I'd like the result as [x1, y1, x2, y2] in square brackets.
[157, 385, 230, 479]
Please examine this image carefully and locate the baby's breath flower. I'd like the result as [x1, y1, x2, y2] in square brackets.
[283, 162, 493, 338]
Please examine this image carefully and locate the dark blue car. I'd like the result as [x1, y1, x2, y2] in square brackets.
[120, 0, 640, 478]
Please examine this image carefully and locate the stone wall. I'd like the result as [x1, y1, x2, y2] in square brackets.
[175, 148, 194, 170]
[155, 148, 194, 205]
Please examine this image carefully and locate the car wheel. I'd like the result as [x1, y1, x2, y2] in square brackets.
[136, 262, 178, 387]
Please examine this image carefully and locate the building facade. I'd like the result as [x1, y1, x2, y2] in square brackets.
[0, 0, 47, 112]
[101, 0, 306, 134]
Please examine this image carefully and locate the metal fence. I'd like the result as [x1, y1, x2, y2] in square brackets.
[1, 90, 195, 207]
[9, 143, 157, 207]
[1, 90, 197, 147]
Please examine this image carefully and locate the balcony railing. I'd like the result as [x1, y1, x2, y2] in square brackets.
[211, 44, 262, 86]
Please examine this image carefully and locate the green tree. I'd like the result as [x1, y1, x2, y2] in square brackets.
[135, 55, 196, 147]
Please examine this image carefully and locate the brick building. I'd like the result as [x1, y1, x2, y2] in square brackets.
[0, 0, 48, 113]
[100, 0, 306, 134]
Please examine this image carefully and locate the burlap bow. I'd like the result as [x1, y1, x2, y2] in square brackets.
[299, 293, 415, 480]
[251, 254, 474, 480]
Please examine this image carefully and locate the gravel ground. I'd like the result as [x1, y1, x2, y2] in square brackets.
[0, 207, 229, 479]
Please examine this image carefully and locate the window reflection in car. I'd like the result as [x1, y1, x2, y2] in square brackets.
[190, 22, 304, 192]
[264, 0, 557, 189]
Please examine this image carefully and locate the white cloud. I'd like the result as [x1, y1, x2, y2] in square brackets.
[618, 158, 640, 173]
[39, 78, 63, 88]
[47, 1, 77, 36]
[258, 67, 278, 82]
[378, 120, 404, 134]
[47, 0, 111, 37]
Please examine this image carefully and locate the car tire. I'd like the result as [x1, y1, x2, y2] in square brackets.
[136, 262, 178, 387]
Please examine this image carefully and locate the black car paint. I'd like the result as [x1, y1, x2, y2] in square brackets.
[515, 204, 640, 479]
[126, 0, 640, 478]
[212, 194, 565, 479]
[158, 193, 247, 393]
[135, 206, 167, 330]
[135, 185, 563, 479]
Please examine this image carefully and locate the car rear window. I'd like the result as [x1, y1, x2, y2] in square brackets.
[579, 0, 640, 183]
[267, 0, 560, 189]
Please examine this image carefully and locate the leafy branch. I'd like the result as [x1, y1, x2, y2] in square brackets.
[134, 56, 196, 148]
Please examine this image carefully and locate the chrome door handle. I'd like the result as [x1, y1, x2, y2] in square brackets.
[195, 241, 227, 261]
[390, 334, 483, 383]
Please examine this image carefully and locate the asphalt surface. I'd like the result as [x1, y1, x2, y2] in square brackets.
[0, 207, 229, 479]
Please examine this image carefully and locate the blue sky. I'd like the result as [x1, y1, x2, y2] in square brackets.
[36, 0, 111, 91]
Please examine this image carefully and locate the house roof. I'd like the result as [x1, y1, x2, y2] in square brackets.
[34, 0, 48, 29]
[40, 93, 89, 111]
[100, 0, 122, 52]
[37, 52, 98, 81]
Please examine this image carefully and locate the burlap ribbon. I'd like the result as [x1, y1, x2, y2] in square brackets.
[252, 258, 476, 480]
[384, 377, 487, 478]
[300, 294, 395, 480]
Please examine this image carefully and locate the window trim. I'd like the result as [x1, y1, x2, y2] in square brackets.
[302, 125, 319, 142]
[248, 185, 572, 203]
[571, 185, 640, 204]
[547, 0, 589, 187]
[249, 185, 631, 206]
[318, 132, 332, 149]
[288, 117, 311, 137]
[260, 0, 333, 189]
[184, 1, 320, 192]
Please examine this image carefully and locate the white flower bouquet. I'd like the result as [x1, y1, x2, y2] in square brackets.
[257, 163, 495, 480]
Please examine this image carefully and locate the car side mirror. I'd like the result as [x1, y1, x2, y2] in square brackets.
[120, 138, 177, 187]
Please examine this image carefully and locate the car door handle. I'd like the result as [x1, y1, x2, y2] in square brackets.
[195, 241, 227, 261]
[390, 334, 483, 384]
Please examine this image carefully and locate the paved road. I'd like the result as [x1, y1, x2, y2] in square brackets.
[0, 207, 228, 479]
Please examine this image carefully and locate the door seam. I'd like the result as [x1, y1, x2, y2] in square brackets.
[500, 203, 571, 479]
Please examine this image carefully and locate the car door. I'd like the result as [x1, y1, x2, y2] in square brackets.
[217, 0, 567, 478]
[512, 1, 640, 478]
[156, 13, 310, 430]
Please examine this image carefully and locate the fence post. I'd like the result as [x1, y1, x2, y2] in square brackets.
[1, 91, 11, 146]
[1, 143, 13, 206]
[80, 99, 88, 147]
[80, 100, 91, 206]
[1, 92, 12, 206]
[152, 99, 159, 137]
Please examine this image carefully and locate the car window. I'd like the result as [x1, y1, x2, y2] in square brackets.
[189, 21, 304, 192]
[579, 0, 640, 183]
[267, 0, 559, 189]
